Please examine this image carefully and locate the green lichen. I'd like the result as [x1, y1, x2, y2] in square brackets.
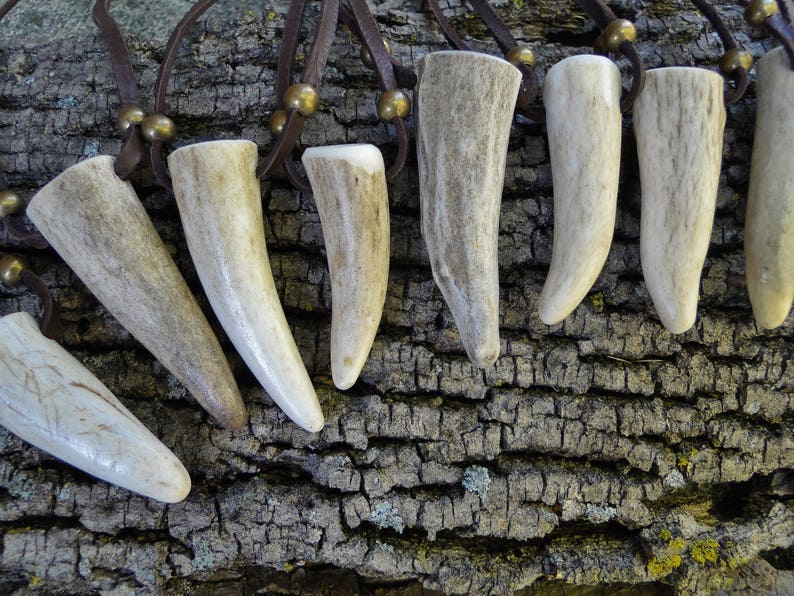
[647, 554, 682, 578]
[659, 529, 672, 541]
[590, 292, 605, 313]
[690, 538, 720, 564]
[669, 537, 686, 550]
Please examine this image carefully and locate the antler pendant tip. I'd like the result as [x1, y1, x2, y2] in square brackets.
[745, 47, 794, 330]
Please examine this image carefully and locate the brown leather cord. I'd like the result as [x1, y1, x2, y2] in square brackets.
[256, 0, 340, 190]
[0, 0, 49, 250]
[19, 268, 61, 341]
[423, 0, 544, 122]
[92, 0, 148, 179]
[150, 0, 220, 192]
[575, 0, 646, 112]
[425, 0, 471, 51]
[738, 0, 794, 69]
[2, 215, 49, 249]
[337, 8, 417, 89]
[346, 0, 411, 179]
[691, 0, 750, 102]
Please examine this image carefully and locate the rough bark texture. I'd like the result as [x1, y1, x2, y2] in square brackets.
[1, 1, 792, 594]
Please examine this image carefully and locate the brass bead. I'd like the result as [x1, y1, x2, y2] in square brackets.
[284, 83, 320, 117]
[745, 0, 779, 26]
[602, 18, 637, 54]
[360, 38, 392, 69]
[0, 254, 27, 288]
[720, 48, 753, 74]
[506, 46, 536, 68]
[116, 104, 145, 134]
[376, 89, 411, 122]
[269, 109, 287, 135]
[0, 190, 23, 218]
[141, 114, 176, 143]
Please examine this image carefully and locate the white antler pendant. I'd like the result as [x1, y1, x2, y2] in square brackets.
[302, 144, 390, 390]
[634, 68, 726, 334]
[168, 140, 324, 433]
[745, 47, 794, 329]
[539, 55, 622, 325]
[26, 156, 246, 430]
[415, 51, 521, 368]
[0, 312, 191, 503]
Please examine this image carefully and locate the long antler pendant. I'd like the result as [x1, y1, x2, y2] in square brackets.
[27, 156, 246, 430]
[539, 55, 622, 325]
[0, 311, 191, 503]
[168, 140, 324, 433]
[634, 68, 726, 333]
[302, 144, 390, 390]
[415, 51, 521, 368]
[745, 46, 794, 329]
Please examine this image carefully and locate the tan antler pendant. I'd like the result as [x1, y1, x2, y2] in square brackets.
[634, 68, 726, 333]
[0, 312, 191, 503]
[745, 47, 794, 329]
[539, 55, 622, 325]
[27, 156, 246, 430]
[302, 144, 390, 390]
[167, 140, 324, 433]
[415, 51, 522, 367]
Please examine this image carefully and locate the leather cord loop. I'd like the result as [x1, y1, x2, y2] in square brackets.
[347, 0, 411, 179]
[92, 0, 147, 178]
[2, 215, 49, 249]
[691, 0, 751, 102]
[150, 0, 220, 192]
[574, 0, 646, 112]
[424, 0, 542, 122]
[19, 268, 62, 341]
[256, 0, 340, 190]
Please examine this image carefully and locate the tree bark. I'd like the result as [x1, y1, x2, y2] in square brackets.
[1, 1, 792, 593]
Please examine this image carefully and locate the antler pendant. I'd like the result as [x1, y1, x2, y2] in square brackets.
[27, 156, 246, 430]
[745, 47, 794, 329]
[167, 140, 324, 433]
[415, 51, 521, 368]
[302, 144, 390, 390]
[539, 55, 622, 325]
[0, 312, 191, 503]
[633, 67, 726, 333]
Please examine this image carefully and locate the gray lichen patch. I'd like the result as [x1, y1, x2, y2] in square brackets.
[462, 465, 491, 499]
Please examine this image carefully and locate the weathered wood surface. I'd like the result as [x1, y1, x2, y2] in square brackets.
[1, 1, 792, 593]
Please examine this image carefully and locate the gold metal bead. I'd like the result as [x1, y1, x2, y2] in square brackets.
[720, 48, 753, 74]
[745, 0, 779, 26]
[0, 254, 27, 288]
[269, 109, 287, 135]
[506, 46, 536, 68]
[141, 114, 176, 143]
[602, 18, 637, 54]
[284, 83, 320, 117]
[360, 38, 392, 69]
[116, 104, 145, 134]
[376, 89, 411, 122]
[0, 190, 23, 218]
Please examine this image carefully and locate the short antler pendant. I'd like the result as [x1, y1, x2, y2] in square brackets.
[302, 144, 390, 390]
[634, 68, 726, 333]
[745, 47, 794, 329]
[415, 51, 522, 367]
[539, 55, 623, 325]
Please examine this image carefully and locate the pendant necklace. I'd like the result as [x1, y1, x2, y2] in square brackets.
[742, 0, 794, 329]
[538, 0, 645, 325]
[633, 0, 751, 334]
